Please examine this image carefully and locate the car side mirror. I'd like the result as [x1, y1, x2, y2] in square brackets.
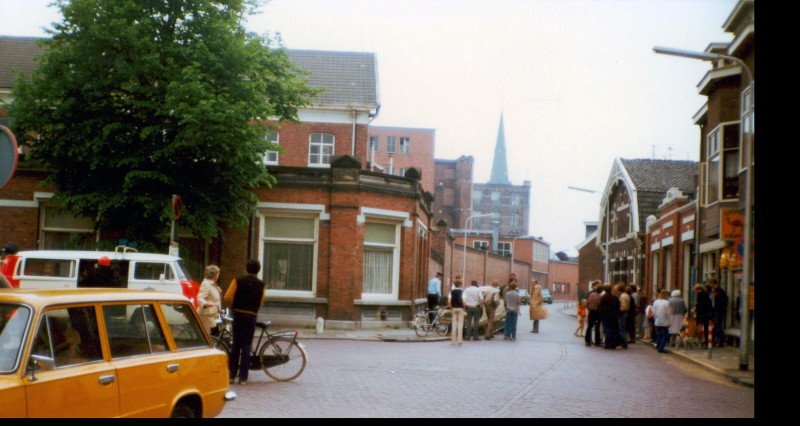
[27, 354, 55, 381]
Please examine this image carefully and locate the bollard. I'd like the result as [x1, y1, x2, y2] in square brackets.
[316, 317, 325, 334]
[707, 320, 714, 349]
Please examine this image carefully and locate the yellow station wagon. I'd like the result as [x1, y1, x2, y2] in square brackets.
[0, 288, 235, 418]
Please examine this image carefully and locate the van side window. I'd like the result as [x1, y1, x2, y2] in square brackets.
[134, 263, 175, 280]
[36, 306, 103, 368]
[104, 304, 168, 358]
[159, 303, 208, 350]
[23, 259, 74, 278]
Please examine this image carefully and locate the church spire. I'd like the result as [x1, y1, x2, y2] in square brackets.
[489, 113, 511, 185]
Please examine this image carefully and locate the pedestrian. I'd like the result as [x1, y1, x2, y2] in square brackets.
[575, 299, 587, 337]
[448, 276, 466, 346]
[599, 284, 624, 349]
[692, 284, 713, 346]
[483, 279, 501, 340]
[653, 289, 671, 353]
[80, 256, 120, 288]
[223, 259, 266, 385]
[585, 280, 603, 347]
[709, 279, 729, 347]
[617, 283, 631, 346]
[625, 285, 637, 343]
[668, 289, 687, 347]
[196, 264, 223, 337]
[630, 284, 642, 340]
[463, 279, 483, 341]
[529, 281, 548, 333]
[427, 271, 443, 322]
[503, 281, 521, 341]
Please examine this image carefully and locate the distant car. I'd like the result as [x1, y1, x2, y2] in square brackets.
[541, 288, 553, 304]
[518, 289, 530, 305]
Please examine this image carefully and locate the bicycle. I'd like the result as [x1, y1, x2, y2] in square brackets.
[413, 307, 450, 337]
[213, 309, 308, 382]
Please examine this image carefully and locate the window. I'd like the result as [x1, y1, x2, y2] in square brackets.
[33, 306, 103, 368]
[472, 190, 483, 209]
[740, 86, 754, 170]
[264, 132, 280, 165]
[0, 304, 31, 372]
[497, 242, 511, 257]
[510, 214, 519, 227]
[398, 168, 406, 177]
[511, 193, 520, 207]
[491, 191, 501, 207]
[134, 262, 174, 280]
[400, 137, 410, 153]
[160, 303, 207, 350]
[105, 304, 168, 357]
[386, 137, 396, 153]
[262, 215, 316, 293]
[309, 133, 334, 166]
[705, 122, 739, 203]
[363, 221, 399, 298]
[23, 258, 74, 278]
[39, 203, 95, 250]
[369, 136, 379, 152]
[473, 240, 488, 250]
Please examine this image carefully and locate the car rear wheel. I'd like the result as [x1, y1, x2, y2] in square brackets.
[171, 402, 196, 418]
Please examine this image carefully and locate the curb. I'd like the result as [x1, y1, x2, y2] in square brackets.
[642, 340, 754, 388]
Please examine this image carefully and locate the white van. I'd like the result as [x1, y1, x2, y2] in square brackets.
[9, 247, 200, 307]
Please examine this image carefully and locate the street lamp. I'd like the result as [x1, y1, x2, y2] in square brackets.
[509, 235, 532, 275]
[653, 46, 754, 372]
[462, 213, 495, 283]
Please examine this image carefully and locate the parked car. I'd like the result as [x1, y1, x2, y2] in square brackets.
[518, 289, 530, 305]
[541, 288, 553, 304]
[7, 246, 200, 307]
[0, 288, 235, 418]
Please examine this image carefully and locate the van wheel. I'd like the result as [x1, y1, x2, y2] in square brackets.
[171, 402, 196, 418]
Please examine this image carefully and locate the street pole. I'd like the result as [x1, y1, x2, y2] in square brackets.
[653, 46, 753, 371]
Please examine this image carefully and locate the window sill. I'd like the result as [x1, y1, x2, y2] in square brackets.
[354, 299, 410, 306]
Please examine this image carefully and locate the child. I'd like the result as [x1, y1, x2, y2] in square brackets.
[574, 299, 587, 337]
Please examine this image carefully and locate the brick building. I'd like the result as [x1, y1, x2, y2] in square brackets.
[366, 126, 436, 192]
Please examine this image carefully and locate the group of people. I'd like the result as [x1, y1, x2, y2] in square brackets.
[428, 272, 548, 346]
[578, 277, 731, 354]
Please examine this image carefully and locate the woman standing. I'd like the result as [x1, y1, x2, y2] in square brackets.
[504, 282, 521, 341]
[196, 264, 223, 336]
[529, 282, 549, 333]
[668, 289, 688, 347]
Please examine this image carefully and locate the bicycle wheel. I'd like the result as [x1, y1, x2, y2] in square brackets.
[435, 321, 449, 336]
[259, 338, 307, 382]
[413, 315, 430, 337]
[213, 334, 231, 356]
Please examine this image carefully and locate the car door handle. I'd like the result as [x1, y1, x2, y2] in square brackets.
[98, 374, 115, 385]
[166, 363, 179, 373]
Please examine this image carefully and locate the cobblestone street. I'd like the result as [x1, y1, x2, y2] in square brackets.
[219, 306, 754, 418]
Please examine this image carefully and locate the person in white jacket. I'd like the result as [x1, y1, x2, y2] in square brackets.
[652, 289, 671, 353]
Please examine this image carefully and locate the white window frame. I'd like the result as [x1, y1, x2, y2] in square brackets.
[399, 137, 410, 154]
[497, 242, 511, 257]
[358, 208, 410, 302]
[257, 203, 326, 298]
[369, 135, 379, 153]
[473, 240, 489, 250]
[386, 136, 396, 153]
[308, 133, 334, 167]
[705, 121, 739, 204]
[264, 131, 280, 165]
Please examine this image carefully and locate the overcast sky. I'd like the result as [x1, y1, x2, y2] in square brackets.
[0, 0, 737, 256]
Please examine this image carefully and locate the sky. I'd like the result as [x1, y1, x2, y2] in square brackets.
[0, 0, 737, 256]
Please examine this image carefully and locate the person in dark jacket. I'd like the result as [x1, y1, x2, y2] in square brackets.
[710, 279, 729, 347]
[584, 280, 603, 347]
[599, 284, 623, 349]
[224, 259, 266, 385]
[692, 284, 713, 347]
[80, 256, 120, 288]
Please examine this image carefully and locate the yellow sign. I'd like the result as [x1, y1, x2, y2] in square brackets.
[721, 208, 744, 241]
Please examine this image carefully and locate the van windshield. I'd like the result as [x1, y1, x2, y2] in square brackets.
[175, 260, 192, 281]
[0, 304, 32, 372]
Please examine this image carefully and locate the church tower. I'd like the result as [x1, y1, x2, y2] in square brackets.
[489, 113, 511, 185]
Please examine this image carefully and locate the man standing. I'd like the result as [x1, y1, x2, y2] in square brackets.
[427, 272, 443, 322]
[709, 279, 728, 348]
[448, 276, 466, 346]
[692, 284, 713, 347]
[463, 280, 484, 341]
[599, 284, 624, 349]
[617, 283, 631, 346]
[224, 259, 266, 385]
[585, 280, 603, 347]
[483, 279, 501, 340]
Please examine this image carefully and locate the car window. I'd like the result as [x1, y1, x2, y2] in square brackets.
[22, 258, 75, 278]
[0, 304, 31, 372]
[104, 303, 169, 358]
[133, 262, 175, 280]
[159, 302, 208, 350]
[33, 306, 103, 368]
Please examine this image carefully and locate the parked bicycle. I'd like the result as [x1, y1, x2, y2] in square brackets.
[213, 309, 308, 382]
[413, 307, 450, 337]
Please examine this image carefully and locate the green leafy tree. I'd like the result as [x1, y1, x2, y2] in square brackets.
[8, 0, 317, 247]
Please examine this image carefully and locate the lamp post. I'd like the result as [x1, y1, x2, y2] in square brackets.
[462, 213, 495, 283]
[509, 235, 532, 275]
[653, 46, 753, 371]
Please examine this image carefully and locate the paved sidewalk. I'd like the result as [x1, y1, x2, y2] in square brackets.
[294, 304, 754, 388]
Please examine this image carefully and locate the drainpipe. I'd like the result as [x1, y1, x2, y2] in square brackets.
[351, 110, 357, 157]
